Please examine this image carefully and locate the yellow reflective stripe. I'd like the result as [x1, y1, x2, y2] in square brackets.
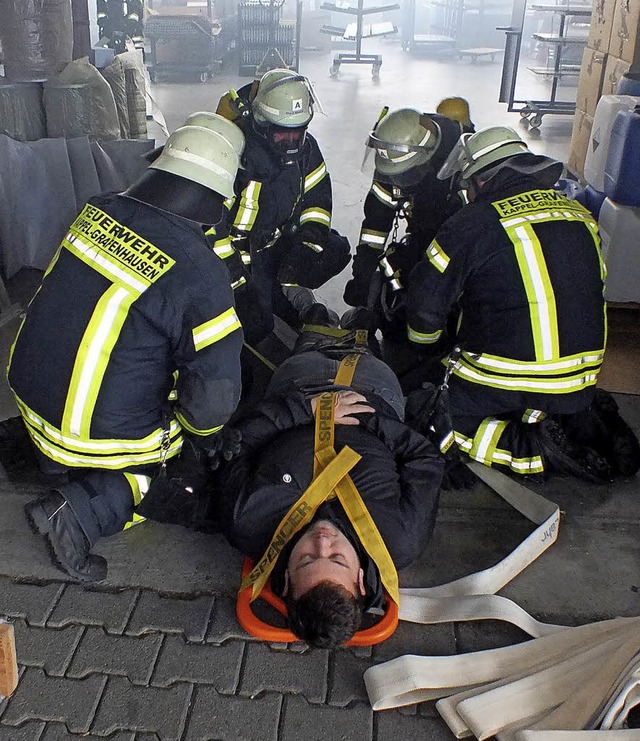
[231, 276, 247, 290]
[122, 473, 151, 530]
[506, 222, 559, 361]
[65, 233, 148, 294]
[585, 221, 608, 342]
[123, 473, 151, 506]
[213, 237, 234, 259]
[16, 396, 182, 454]
[233, 181, 262, 231]
[407, 325, 442, 344]
[175, 411, 222, 437]
[439, 429, 455, 454]
[493, 450, 544, 473]
[123, 512, 146, 529]
[522, 409, 546, 424]
[23, 423, 183, 469]
[460, 349, 604, 376]
[359, 229, 387, 248]
[240, 251, 251, 265]
[371, 182, 396, 206]
[453, 361, 599, 393]
[192, 307, 241, 351]
[62, 285, 136, 438]
[469, 418, 509, 465]
[304, 162, 327, 192]
[501, 210, 597, 230]
[454, 431, 544, 474]
[426, 239, 450, 273]
[299, 207, 331, 227]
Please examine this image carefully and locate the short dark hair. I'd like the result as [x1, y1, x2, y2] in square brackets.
[286, 580, 363, 649]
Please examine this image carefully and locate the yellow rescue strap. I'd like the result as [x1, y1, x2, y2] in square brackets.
[241, 353, 400, 605]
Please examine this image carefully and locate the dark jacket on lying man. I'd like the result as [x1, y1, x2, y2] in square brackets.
[215, 349, 443, 648]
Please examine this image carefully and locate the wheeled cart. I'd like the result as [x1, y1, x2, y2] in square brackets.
[321, 0, 399, 78]
[145, 15, 222, 83]
[498, 0, 591, 129]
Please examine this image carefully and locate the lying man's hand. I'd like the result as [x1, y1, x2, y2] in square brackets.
[311, 391, 374, 425]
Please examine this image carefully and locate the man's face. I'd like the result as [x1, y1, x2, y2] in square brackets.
[285, 520, 365, 600]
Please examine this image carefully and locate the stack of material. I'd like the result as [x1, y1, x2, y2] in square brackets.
[569, 0, 640, 178]
[101, 50, 149, 139]
[0, 134, 155, 279]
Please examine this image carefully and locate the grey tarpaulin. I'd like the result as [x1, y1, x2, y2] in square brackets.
[0, 134, 155, 278]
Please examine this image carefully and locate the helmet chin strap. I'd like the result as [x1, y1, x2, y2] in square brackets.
[123, 169, 225, 225]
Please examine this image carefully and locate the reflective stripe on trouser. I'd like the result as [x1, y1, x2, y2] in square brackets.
[59, 469, 152, 545]
[452, 413, 546, 475]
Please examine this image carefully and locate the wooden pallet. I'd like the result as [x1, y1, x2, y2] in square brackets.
[0, 622, 18, 699]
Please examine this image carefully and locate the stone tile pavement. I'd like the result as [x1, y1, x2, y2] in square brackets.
[2, 433, 639, 740]
[0, 574, 467, 740]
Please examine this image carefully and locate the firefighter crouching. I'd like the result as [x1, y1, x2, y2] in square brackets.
[214, 68, 351, 343]
[8, 122, 246, 583]
[343, 103, 474, 383]
[406, 126, 640, 482]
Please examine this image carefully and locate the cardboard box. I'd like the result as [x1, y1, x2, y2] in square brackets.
[588, 0, 617, 52]
[609, 0, 640, 63]
[575, 46, 608, 116]
[601, 53, 631, 94]
[567, 108, 594, 179]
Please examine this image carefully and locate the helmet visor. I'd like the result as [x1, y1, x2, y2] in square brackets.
[436, 134, 472, 181]
[267, 123, 308, 158]
[374, 159, 432, 188]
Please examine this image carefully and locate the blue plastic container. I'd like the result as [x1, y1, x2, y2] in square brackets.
[603, 106, 640, 208]
[617, 69, 640, 97]
[576, 185, 607, 219]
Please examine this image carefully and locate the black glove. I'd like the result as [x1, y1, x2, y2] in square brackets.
[135, 439, 211, 529]
[0, 416, 38, 472]
[233, 279, 273, 345]
[405, 383, 457, 461]
[277, 229, 350, 289]
[343, 247, 380, 307]
[441, 457, 479, 491]
[200, 427, 243, 471]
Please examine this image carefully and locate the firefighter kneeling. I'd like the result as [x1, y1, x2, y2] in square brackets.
[8, 122, 245, 583]
[406, 126, 640, 482]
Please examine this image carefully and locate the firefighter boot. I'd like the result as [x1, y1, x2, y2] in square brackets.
[25, 492, 107, 583]
[591, 389, 640, 477]
[539, 419, 612, 484]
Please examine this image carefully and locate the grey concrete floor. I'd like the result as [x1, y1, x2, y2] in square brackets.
[1, 41, 639, 741]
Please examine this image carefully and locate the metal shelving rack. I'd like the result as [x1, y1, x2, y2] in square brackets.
[498, 0, 591, 128]
[402, 0, 510, 58]
[320, 0, 400, 77]
[237, 0, 301, 77]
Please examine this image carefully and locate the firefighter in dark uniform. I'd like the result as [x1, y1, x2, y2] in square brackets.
[405, 126, 638, 481]
[213, 68, 351, 343]
[343, 104, 475, 383]
[8, 123, 245, 583]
